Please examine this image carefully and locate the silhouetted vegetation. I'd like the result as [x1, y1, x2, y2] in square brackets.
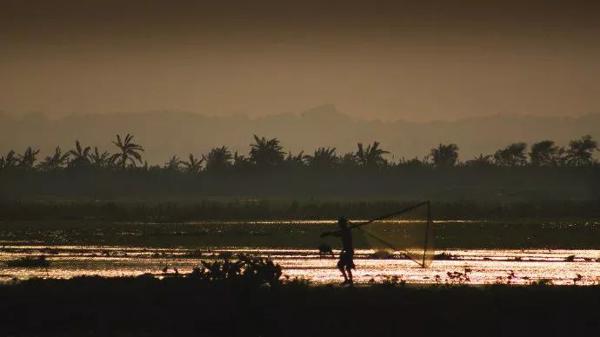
[0, 134, 598, 201]
[189, 255, 282, 287]
[2, 274, 600, 337]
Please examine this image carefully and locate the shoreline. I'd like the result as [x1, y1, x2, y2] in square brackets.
[2, 199, 600, 221]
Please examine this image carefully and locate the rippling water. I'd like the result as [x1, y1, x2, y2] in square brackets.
[2, 245, 600, 285]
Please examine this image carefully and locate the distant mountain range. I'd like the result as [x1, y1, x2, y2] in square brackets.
[1, 105, 599, 164]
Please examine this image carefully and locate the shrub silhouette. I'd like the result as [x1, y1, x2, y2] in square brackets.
[189, 255, 282, 287]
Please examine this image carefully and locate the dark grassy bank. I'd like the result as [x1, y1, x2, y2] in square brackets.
[2, 275, 600, 337]
[2, 165, 599, 202]
[3, 199, 600, 221]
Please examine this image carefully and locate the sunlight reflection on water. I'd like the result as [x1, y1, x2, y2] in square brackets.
[1, 245, 600, 285]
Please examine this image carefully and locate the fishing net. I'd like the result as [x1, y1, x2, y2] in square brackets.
[355, 201, 434, 267]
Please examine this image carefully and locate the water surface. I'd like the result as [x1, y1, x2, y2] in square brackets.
[2, 245, 599, 285]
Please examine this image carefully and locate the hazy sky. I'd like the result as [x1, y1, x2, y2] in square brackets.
[2, 0, 600, 121]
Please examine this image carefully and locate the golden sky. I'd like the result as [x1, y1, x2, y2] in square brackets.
[2, 0, 599, 121]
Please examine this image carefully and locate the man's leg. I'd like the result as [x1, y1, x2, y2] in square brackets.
[346, 266, 353, 284]
[338, 258, 348, 282]
[339, 265, 348, 282]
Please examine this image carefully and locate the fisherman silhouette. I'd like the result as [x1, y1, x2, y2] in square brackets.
[321, 216, 355, 285]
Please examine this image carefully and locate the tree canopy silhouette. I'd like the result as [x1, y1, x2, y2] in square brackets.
[90, 147, 114, 168]
[355, 142, 389, 168]
[249, 135, 285, 169]
[38, 147, 69, 171]
[464, 154, 494, 168]
[112, 134, 144, 169]
[304, 147, 338, 170]
[205, 146, 233, 173]
[164, 155, 182, 171]
[1, 133, 598, 200]
[431, 144, 459, 168]
[0, 134, 598, 175]
[566, 135, 598, 167]
[182, 154, 204, 174]
[494, 143, 528, 167]
[17, 147, 40, 169]
[530, 140, 562, 167]
[0, 150, 18, 169]
[68, 140, 91, 168]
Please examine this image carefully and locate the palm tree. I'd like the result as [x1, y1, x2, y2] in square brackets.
[112, 134, 144, 169]
[38, 146, 70, 170]
[285, 151, 305, 169]
[0, 150, 18, 169]
[565, 135, 598, 167]
[430, 144, 459, 168]
[464, 154, 494, 168]
[249, 135, 285, 168]
[68, 140, 91, 167]
[181, 154, 204, 174]
[164, 155, 182, 171]
[397, 156, 430, 168]
[529, 140, 562, 167]
[304, 147, 338, 169]
[339, 152, 359, 169]
[355, 141, 389, 168]
[494, 143, 528, 167]
[205, 146, 233, 172]
[89, 147, 114, 168]
[232, 151, 251, 170]
[17, 147, 40, 169]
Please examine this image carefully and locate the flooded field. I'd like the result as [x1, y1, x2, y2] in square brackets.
[2, 245, 600, 285]
[2, 218, 600, 285]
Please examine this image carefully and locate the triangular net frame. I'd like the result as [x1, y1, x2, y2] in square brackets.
[355, 201, 434, 268]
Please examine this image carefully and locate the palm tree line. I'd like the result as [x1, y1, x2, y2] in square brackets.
[0, 133, 598, 172]
[0, 134, 144, 171]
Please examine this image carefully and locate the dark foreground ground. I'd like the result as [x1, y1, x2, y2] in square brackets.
[2, 275, 600, 337]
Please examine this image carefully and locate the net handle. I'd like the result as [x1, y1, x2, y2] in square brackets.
[348, 200, 430, 230]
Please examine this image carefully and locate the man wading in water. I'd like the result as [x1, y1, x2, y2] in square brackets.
[321, 217, 355, 285]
